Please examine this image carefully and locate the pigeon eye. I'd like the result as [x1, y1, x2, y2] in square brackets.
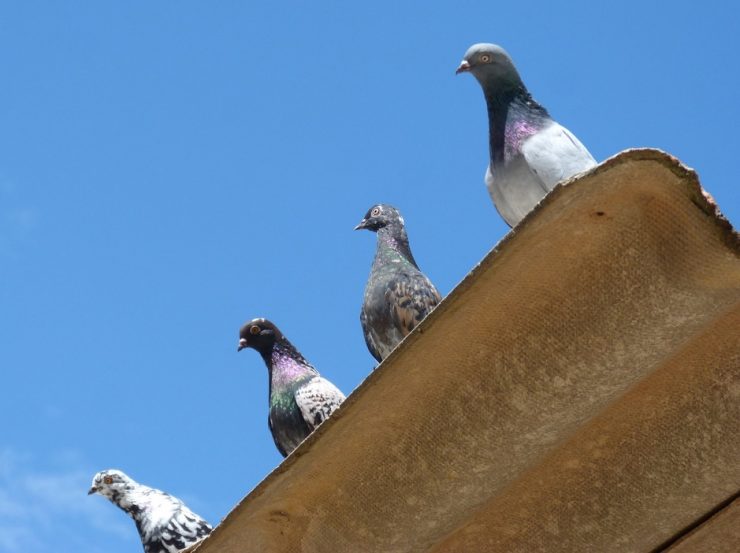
[371, 208, 380, 216]
[249, 325, 261, 335]
[480, 54, 491, 63]
[103, 476, 113, 485]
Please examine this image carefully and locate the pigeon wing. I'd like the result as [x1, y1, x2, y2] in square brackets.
[268, 414, 290, 457]
[142, 496, 212, 553]
[158, 508, 212, 552]
[360, 308, 383, 362]
[294, 377, 346, 431]
[387, 271, 442, 338]
[521, 122, 596, 190]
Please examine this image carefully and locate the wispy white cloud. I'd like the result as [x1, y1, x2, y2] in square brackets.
[0, 525, 39, 553]
[0, 447, 136, 553]
[4, 207, 38, 234]
[0, 176, 39, 257]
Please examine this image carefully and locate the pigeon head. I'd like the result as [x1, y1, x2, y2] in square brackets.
[455, 43, 524, 90]
[88, 469, 136, 499]
[238, 318, 284, 355]
[354, 204, 405, 233]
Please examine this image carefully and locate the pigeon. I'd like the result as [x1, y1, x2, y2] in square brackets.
[456, 43, 596, 227]
[355, 204, 442, 362]
[88, 469, 212, 553]
[238, 318, 346, 457]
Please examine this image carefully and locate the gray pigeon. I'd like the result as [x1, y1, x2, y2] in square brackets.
[88, 469, 212, 553]
[238, 318, 346, 457]
[456, 43, 596, 227]
[355, 204, 441, 362]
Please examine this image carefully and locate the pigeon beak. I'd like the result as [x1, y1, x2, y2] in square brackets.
[455, 60, 471, 75]
[237, 338, 248, 352]
[354, 219, 368, 231]
[87, 486, 97, 495]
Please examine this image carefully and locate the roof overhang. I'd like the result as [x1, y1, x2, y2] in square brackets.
[191, 149, 740, 552]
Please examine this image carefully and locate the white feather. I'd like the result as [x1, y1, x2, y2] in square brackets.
[486, 121, 596, 227]
[295, 377, 346, 430]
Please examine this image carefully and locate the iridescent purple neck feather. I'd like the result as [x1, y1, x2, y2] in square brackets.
[485, 91, 551, 167]
[375, 222, 418, 268]
[267, 340, 317, 388]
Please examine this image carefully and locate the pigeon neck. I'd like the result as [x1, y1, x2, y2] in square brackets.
[109, 483, 147, 520]
[483, 85, 550, 165]
[375, 225, 418, 268]
[265, 340, 317, 391]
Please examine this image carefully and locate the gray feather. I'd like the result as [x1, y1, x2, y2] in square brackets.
[458, 43, 597, 227]
[356, 204, 441, 362]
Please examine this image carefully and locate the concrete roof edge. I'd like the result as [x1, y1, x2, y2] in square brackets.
[191, 148, 739, 551]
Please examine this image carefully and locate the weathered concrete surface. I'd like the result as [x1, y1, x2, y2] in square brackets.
[193, 149, 740, 553]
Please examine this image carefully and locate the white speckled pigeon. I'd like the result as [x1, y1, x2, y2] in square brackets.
[88, 469, 212, 553]
[355, 204, 441, 362]
[238, 318, 346, 457]
[456, 43, 596, 227]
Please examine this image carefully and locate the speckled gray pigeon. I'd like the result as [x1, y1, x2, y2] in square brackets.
[355, 204, 441, 362]
[238, 318, 346, 457]
[88, 469, 212, 553]
[456, 43, 596, 227]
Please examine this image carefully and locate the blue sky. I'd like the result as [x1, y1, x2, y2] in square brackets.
[1, 2, 738, 551]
